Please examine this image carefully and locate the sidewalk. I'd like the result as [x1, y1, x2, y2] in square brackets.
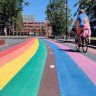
[56, 38, 96, 49]
[0, 38, 27, 51]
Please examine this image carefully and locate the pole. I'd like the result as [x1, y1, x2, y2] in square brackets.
[9, 14, 10, 35]
[66, 0, 68, 40]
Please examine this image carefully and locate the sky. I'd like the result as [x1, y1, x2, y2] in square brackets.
[23, 0, 79, 22]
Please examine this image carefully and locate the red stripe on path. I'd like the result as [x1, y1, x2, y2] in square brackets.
[0, 38, 32, 57]
[0, 38, 35, 67]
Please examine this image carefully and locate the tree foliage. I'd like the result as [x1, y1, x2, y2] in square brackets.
[0, 0, 29, 32]
[74, 0, 96, 18]
[39, 27, 46, 36]
[46, 0, 73, 36]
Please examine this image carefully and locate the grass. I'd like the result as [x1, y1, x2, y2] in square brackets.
[91, 37, 96, 40]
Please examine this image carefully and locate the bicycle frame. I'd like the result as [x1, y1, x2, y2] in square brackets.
[75, 29, 89, 53]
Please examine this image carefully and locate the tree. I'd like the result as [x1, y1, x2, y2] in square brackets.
[74, 0, 96, 18]
[39, 28, 46, 36]
[46, 0, 73, 36]
[0, 0, 29, 35]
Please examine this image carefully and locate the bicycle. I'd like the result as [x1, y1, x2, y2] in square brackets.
[75, 29, 89, 53]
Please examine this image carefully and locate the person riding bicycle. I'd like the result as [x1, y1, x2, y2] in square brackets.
[73, 9, 91, 43]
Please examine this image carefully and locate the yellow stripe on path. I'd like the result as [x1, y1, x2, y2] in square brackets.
[0, 39, 39, 90]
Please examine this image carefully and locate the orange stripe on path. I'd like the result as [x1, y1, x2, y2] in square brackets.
[0, 38, 32, 57]
[0, 38, 35, 67]
[0, 38, 39, 90]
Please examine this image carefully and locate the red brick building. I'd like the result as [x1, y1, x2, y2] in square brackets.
[20, 15, 47, 35]
[20, 15, 52, 36]
[22, 22, 47, 35]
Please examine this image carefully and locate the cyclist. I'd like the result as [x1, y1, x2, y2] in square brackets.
[73, 9, 91, 43]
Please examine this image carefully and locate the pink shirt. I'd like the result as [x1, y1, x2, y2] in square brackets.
[80, 18, 91, 37]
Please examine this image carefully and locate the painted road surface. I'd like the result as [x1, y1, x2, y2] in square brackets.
[44, 39, 96, 96]
[0, 38, 47, 96]
[0, 38, 96, 96]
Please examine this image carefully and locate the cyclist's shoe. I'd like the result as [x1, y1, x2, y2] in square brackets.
[81, 44, 85, 47]
[82, 45, 84, 47]
[78, 44, 80, 47]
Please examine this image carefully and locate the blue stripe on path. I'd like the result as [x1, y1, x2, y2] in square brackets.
[46, 40, 96, 96]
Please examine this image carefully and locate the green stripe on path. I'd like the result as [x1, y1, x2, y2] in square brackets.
[0, 39, 47, 96]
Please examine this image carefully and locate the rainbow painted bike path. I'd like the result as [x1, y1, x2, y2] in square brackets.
[0, 38, 47, 96]
[0, 38, 96, 96]
[45, 39, 96, 96]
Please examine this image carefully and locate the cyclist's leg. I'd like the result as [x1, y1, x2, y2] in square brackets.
[88, 29, 91, 44]
[83, 28, 91, 44]
[79, 29, 84, 45]
[88, 35, 91, 43]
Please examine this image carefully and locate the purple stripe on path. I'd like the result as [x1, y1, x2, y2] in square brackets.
[46, 39, 96, 85]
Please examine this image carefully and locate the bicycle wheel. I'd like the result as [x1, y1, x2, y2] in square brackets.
[75, 38, 80, 51]
[82, 37, 88, 53]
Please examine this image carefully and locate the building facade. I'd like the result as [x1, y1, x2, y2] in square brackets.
[21, 15, 47, 36]
[22, 22, 47, 35]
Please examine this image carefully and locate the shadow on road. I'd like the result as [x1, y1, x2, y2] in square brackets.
[60, 49, 81, 53]
[55, 40, 75, 44]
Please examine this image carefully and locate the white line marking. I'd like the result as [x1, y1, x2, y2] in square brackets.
[48, 47, 50, 48]
[50, 65, 55, 69]
[50, 51, 53, 54]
